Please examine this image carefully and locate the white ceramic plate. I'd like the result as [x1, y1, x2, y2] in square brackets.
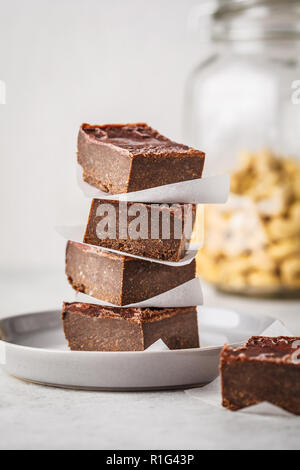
[0, 307, 273, 391]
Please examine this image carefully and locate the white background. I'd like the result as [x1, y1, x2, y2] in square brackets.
[1, 2, 300, 450]
[0, 0, 206, 272]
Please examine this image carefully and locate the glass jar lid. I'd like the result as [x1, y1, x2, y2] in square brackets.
[210, 0, 300, 41]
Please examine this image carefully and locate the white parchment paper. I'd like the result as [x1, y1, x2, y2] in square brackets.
[77, 165, 230, 204]
[145, 339, 170, 352]
[71, 277, 203, 308]
[56, 225, 199, 266]
[185, 321, 299, 417]
[0, 341, 6, 365]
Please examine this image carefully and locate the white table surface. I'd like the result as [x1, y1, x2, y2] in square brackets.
[0, 269, 300, 450]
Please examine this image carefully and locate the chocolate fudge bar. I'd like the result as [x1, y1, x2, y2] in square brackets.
[220, 336, 300, 415]
[62, 303, 199, 351]
[66, 241, 196, 306]
[83, 199, 196, 261]
[78, 123, 205, 194]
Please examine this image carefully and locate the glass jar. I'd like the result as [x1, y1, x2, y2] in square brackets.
[185, 0, 300, 296]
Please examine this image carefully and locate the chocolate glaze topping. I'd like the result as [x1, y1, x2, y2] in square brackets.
[82, 123, 201, 156]
[223, 336, 300, 363]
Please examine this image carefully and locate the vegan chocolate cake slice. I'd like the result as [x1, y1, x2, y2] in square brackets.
[62, 303, 199, 351]
[83, 199, 196, 261]
[66, 241, 196, 306]
[220, 336, 300, 415]
[78, 123, 205, 194]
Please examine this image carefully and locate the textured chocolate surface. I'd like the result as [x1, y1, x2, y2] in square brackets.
[226, 336, 300, 361]
[81, 123, 188, 154]
[62, 302, 199, 351]
[220, 336, 300, 415]
[65, 241, 196, 306]
[83, 199, 196, 261]
[78, 123, 205, 194]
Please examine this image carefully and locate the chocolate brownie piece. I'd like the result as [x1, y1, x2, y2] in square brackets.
[62, 303, 199, 351]
[78, 123, 205, 194]
[66, 241, 196, 306]
[83, 199, 196, 261]
[220, 336, 300, 415]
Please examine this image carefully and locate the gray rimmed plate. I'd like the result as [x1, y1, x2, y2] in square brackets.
[0, 307, 274, 391]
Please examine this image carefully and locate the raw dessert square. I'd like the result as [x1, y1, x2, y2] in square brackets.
[78, 123, 205, 194]
[83, 199, 196, 261]
[220, 336, 300, 415]
[62, 303, 200, 351]
[66, 241, 196, 306]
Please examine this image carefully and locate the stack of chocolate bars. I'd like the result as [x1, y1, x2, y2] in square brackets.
[62, 123, 205, 352]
